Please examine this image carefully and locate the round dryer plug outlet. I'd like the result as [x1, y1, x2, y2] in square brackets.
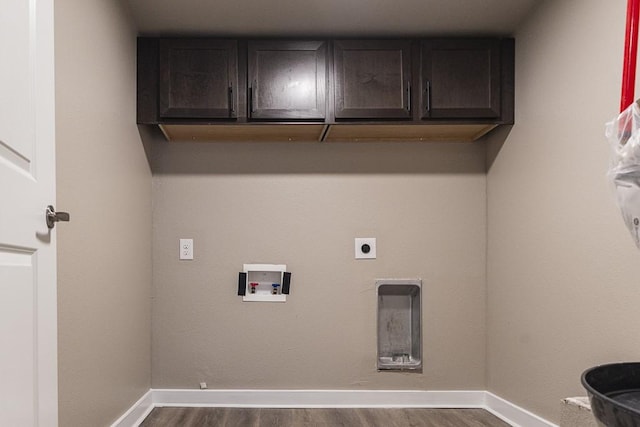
[355, 237, 376, 259]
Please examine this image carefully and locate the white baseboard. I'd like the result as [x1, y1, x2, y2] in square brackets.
[112, 389, 558, 427]
[485, 392, 558, 427]
[110, 390, 154, 427]
[152, 388, 486, 408]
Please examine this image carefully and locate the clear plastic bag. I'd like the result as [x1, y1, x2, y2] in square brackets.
[606, 101, 640, 248]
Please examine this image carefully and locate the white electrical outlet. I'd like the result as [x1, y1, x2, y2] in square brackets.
[179, 238, 193, 260]
[355, 237, 376, 259]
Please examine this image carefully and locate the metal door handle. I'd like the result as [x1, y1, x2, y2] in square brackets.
[46, 205, 70, 229]
[425, 80, 431, 113]
[249, 80, 257, 114]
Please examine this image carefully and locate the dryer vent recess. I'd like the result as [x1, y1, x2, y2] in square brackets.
[376, 279, 422, 371]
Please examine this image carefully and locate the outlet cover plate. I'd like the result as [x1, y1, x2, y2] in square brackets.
[180, 238, 193, 260]
[355, 237, 376, 259]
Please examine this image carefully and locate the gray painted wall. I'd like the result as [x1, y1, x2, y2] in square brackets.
[53, 0, 640, 424]
[150, 141, 488, 390]
[55, 0, 152, 425]
[487, 0, 640, 423]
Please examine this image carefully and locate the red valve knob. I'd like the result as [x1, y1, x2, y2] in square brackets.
[249, 282, 259, 294]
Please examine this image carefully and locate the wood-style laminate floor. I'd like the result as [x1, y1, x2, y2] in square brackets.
[140, 407, 511, 427]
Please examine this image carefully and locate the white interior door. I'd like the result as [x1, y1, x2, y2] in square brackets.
[0, 0, 58, 425]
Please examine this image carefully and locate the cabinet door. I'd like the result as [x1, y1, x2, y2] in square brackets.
[421, 39, 500, 119]
[333, 40, 412, 119]
[159, 39, 238, 119]
[248, 40, 327, 120]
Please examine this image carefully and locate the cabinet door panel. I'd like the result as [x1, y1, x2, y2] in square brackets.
[249, 41, 326, 120]
[334, 40, 412, 119]
[160, 39, 237, 119]
[422, 39, 500, 119]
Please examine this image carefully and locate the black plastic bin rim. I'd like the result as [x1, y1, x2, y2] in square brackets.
[581, 362, 640, 420]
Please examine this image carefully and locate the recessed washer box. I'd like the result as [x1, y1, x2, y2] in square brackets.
[238, 264, 291, 302]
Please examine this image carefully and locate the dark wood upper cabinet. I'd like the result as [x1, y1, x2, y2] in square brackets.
[248, 40, 327, 120]
[333, 40, 412, 120]
[138, 37, 514, 140]
[159, 39, 238, 119]
[421, 39, 501, 119]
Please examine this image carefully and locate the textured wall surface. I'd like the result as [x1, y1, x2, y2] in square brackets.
[486, 0, 640, 423]
[55, 1, 640, 423]
[150, 141, 487, 391]
[55, 0, 152, 425]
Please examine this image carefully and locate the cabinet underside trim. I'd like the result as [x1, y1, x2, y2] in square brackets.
[158, 123, 497, 143]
